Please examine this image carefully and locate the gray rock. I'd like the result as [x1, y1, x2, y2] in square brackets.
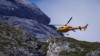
[0, 16, 62, 41]
[0, 0, 50, 24]
[86, 49, 100, 56]
[0, 23, 46, 56]
[0, 0, 63, 41]
[47, 37, 100, 56]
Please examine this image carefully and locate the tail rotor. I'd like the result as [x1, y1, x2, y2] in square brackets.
[83, 24, 88, 31]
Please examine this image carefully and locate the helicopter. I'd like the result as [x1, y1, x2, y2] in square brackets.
[56, 17, 88, 33]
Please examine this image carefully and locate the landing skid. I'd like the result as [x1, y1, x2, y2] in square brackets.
[64, 32, 69, 37]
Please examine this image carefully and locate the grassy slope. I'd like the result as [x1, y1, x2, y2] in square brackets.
[49, 37, 100, 56]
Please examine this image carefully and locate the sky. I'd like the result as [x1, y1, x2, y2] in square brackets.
[29, 0, 100, 42]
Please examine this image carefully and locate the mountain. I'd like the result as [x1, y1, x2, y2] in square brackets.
[0, 0, 99, 56]
[0, 0, 50, 24]
[0, 0, 62, 41]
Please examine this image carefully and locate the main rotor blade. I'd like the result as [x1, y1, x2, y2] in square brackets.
[49, 24, 63, 26]
[65, 17, 72, 25]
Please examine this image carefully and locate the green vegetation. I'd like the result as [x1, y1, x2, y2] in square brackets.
[41, 42, 49, 52]
[59, 50, 87, 56]
[0, 41, 11, 46]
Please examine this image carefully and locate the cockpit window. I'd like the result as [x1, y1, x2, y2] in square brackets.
[61, 27, 64, 28]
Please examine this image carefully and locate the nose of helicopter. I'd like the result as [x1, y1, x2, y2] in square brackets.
[56, 28, 61, 32]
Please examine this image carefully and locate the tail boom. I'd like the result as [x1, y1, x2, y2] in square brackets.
[72, 24, 88, 31]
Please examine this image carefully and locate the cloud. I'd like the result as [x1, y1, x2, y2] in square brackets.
[30, 0, 100, 42]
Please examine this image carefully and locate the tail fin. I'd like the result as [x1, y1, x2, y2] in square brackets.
[83, 24, 88, 31]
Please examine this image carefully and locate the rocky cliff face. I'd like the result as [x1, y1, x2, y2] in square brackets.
[0, 22, 46, 56]
[0, 0, 62, 41]
[47, 37, 100, 56]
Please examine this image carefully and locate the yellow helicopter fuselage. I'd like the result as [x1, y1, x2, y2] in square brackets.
[56, 24, 88, 33]
[57, 25, 72, 32]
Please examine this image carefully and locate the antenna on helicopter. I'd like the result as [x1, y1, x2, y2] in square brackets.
[65, 17, 73, 26]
